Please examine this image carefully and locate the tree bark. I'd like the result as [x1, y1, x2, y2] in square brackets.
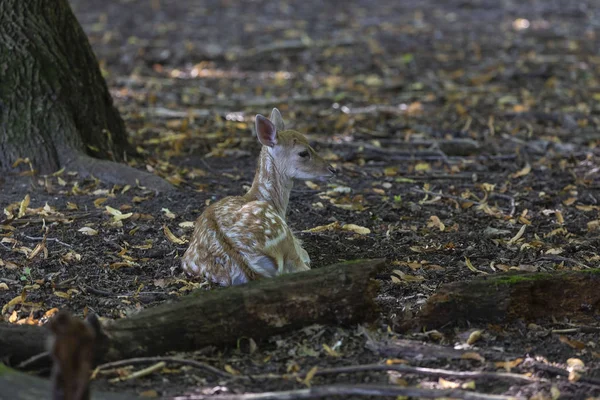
[401, 270, 600, 331]
[0, 0, 170, 190]
[0, 259, 384, 366]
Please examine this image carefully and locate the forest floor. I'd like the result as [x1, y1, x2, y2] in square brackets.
[2, 0, 600, 398]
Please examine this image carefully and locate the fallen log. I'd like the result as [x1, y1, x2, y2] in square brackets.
[0, 259, 384, 365]
[401, 270, 600, 331]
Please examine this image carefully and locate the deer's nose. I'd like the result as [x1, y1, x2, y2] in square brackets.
[328, 166, 337, 175]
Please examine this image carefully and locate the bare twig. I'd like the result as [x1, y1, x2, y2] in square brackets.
[94, 356, 230, 378]
[21, 235, 72, 248]
[537, 256, 590, 269]
[291, 363, 536, 384]
[109, 361, 166, 383]
[16, 351, 49, 369]
[187, 384, 524, 400]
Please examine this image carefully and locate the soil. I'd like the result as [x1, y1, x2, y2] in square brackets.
[1, 0, 600, 399]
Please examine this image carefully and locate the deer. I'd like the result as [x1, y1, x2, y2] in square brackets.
[182, 108, 336, 286]
[47, 310, 101, 400]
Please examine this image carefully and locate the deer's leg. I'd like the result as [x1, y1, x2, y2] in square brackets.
[292, 235, 310, 266]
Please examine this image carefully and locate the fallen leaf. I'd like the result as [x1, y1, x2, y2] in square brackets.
[342, 224, 371, 235]
[559, 335, 586, 350]
[322, 343, 341, 357]
[161, 208, 176, 219]
[163, 225, 186, 245]
[466, 330, 483, 345]
[461, 352, 485, 363]
[465, 257, 488, 275]
[439, 377, 460, 389]
[18, 194, 30, 218]
[305, 181, 319, 190]
[78, 227, 98, 236]
[106, 206, 133, 221]
[427, 215, 445, 231]
[94, 197, 108, 208]
[301, 366, 319, 387]
[224, 365, 240, 375]
[507, 225, 526, 244]
[303, 222, 340, 233]
[179, 221, 195, 228]
[511, 163, 531, 179]
[391, 270, 425, 283]
[494, 358, 523, 372]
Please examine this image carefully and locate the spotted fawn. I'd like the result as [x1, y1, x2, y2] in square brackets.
[182, 108, 336, 285]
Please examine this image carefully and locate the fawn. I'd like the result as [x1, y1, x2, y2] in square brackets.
[47, 311, 100, 400]
[182, 108, 336, 285]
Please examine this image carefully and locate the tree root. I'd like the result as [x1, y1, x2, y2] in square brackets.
[66, 153, 173, 192]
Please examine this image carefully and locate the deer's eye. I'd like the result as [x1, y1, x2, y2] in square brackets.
[298, 150, 310, 158]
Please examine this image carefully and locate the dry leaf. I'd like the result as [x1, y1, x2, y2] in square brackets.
[94, 197, 108, 208]
[511, 163, 531, 179]
[438, 377, 460, 389]
[563, 197, 577, 206]
[163, 225, 186, 245]
[303, 222, 340, 233]
[305, 181, 319, 190]
[392, 270, 425, 283]
[507, 225, 526, 244]
[342, 224, 371, 235]
[322, 343, 341, 357]
[179, 221, 195, 228]
[466, 330, 483, 345]
[559, 335, 586, 350]
[224, 365, 240, 375]
[415, 162, 431, 172]
[465, 257, 488, 274]
[78, 227, 98, 236]
[461, 352, 485, 363]
[494, 358, 523, 372]
[427, 215, 445, 231]
[587, 220, 600, 231]
[161, 208, 176, 219]
[18, 194, 30, 218]
[302, 366, 319, 387]
[106, 206, 133, 221]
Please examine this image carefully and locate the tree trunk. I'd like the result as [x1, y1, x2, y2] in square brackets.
[0, 0, 170, 190]
[401, 270, 600, 331]
[0, 259, 385, 366]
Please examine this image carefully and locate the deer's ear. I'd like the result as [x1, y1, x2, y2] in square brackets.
[269, 108, 285, 131]
[255, 114, 277, 147]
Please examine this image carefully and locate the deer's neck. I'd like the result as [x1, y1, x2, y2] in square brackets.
[245, 147, 292, 217]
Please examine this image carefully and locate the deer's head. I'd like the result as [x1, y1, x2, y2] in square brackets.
[255, 108, 336, 181]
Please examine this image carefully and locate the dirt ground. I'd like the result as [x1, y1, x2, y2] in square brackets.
[2, 0, 600, 398]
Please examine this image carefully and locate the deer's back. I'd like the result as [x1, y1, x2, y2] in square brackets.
[182, 196, 290, 285]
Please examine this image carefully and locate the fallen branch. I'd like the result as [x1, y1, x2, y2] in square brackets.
[1, 259, 385, 365]
[247, 363, 536, 384]
[93, 356, 230, 379]
[109, 361, 165, 383]
[188, 384, 523, 400]
[400, 270, 600, 331]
